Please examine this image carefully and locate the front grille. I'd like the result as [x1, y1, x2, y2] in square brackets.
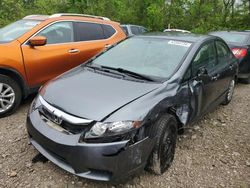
[41, 106, 55, 122]
[39, 106, 92, 134]
[60, 120, 93, 134]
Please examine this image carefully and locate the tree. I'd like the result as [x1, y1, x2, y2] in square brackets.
[0, 0, 24, 27]
[0, 0, 249, 32]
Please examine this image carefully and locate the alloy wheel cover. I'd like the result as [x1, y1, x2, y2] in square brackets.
[0, 83, 15, 113]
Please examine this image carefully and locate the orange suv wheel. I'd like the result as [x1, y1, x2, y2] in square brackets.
[0, 75, 22, 117]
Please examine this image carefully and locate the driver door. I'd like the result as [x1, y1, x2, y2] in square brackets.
[188, 41, 219, 121]
[21, 21, 78, 87]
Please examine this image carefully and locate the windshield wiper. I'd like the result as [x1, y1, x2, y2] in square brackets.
[85, 64, 101, 70]
[85, 64, 110, 72]
[101, 66, 155, 82]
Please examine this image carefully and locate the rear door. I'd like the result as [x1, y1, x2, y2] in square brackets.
[213, 40, 237, 97]
[68, 22, 118, 66]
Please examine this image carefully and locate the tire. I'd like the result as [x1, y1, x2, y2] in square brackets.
[146, 114, 178, 175]
[221, 79, 235, 106]
[0, 74, 22, 118]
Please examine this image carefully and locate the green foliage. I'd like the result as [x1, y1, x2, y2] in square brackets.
[0, 0, 249, 33]
[145, 3, 164, 30]
[0, 0, 24, 27]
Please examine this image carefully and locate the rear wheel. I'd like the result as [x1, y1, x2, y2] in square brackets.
[146, 114, 178, 175]
[221, 79, 235, 105]
[0, 75, 22, 118]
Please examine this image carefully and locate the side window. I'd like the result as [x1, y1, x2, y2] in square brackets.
[192, 42, 217, 76]
[140, 27, 147, 33]
[37, 22, 74, 44]
[121, 26, 129, 36]
[130, 26, 140, 35]
[215, 41, 232, 66]
[75, 22, 105, 41]
[102, 24, 116, 38]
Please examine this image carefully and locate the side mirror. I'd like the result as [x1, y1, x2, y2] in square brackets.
[197, 67, 208, 77]
[29, 36, 47, 47]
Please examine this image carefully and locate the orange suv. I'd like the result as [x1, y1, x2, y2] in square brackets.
[0, 13, 126, 117]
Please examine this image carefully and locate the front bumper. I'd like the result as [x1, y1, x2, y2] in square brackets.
[26, 110, 154, 182]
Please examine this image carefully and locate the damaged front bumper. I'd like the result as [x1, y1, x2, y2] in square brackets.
[26, 110, 154, 182]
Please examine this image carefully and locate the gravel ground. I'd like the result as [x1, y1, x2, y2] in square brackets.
[0, 84, 250, 188]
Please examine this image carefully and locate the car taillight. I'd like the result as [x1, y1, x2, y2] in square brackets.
[231, 48, 247, 59]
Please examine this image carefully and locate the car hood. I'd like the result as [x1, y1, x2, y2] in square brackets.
[41, 67, 161, 121]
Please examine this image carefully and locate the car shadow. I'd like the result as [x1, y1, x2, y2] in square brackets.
[21, 93, 37, 105]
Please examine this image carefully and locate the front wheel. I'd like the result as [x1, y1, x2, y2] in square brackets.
[146, 114, 178, 175]
[221, 79, 235, 105]
[0, 75, 22, 118]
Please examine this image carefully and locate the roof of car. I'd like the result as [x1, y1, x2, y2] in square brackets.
[136, 32, 213, 43]
[23, 13, 111, 21]
[210, 31, 250, 35]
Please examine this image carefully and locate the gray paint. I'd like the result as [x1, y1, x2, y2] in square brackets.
[27, 34, 238, 182]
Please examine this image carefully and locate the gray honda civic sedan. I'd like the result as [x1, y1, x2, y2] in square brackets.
[26, 33, 238, 182]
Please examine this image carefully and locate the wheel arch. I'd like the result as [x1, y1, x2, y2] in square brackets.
[167, 107, 185, 131]
[0, 68, 29, 98]
[144, 104, 186, 136]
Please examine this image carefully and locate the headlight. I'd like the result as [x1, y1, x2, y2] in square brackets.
[84, 121, 142, 140]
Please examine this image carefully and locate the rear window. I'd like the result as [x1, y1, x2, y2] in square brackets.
[130, 26, 140, 35]
[212, 32, 249, 44]
[75, 22, 105, 41]
[140, 27, 147, 33]
[102, 24, 116, 38]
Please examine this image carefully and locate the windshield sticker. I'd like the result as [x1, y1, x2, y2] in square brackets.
[168, 40, 192, 47]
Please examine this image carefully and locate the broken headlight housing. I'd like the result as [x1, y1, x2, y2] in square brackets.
[81, 121, 142, 143]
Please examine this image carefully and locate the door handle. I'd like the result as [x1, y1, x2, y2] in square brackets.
[68, 49, 80, 53]
[105, 44, 112, 48]
[211, 74, 220, 81]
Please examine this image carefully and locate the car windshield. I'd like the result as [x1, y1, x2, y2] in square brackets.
[0, 19, 41, 43]
[91, 37, 192, 80]
[212, 32, 248, 44]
